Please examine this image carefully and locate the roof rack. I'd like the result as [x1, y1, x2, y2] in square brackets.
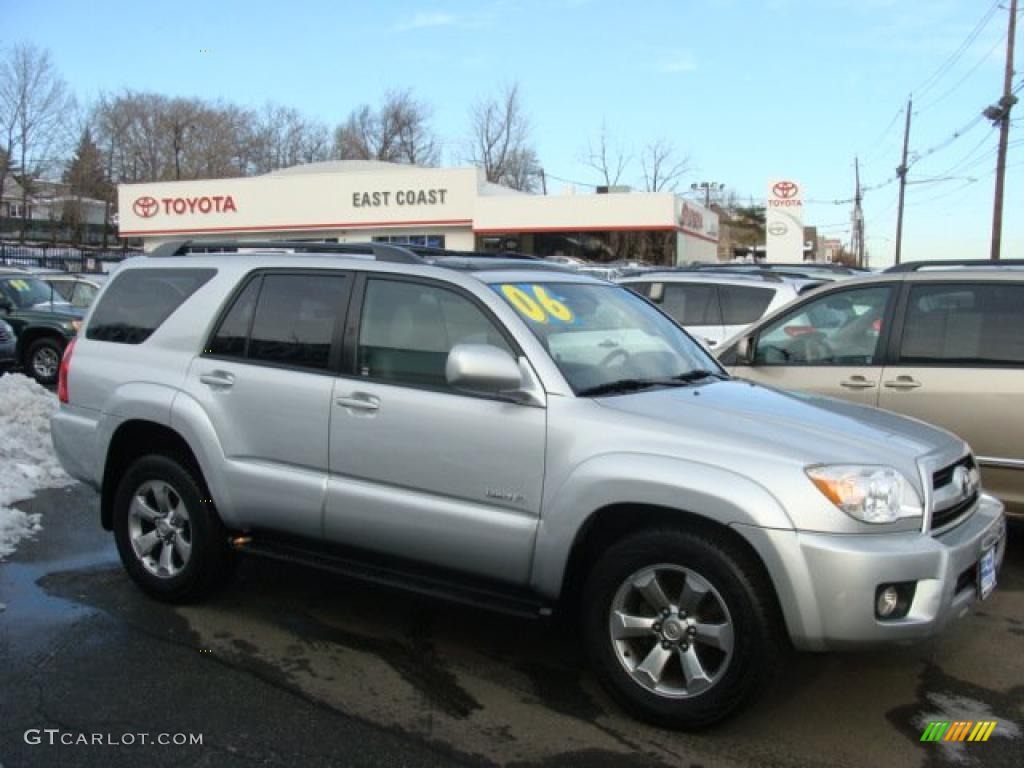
[690, 262, 864, 274]
[884, 259, 1024, 272]
[148, 239, 425, 264]
[633, 267, 786, 283]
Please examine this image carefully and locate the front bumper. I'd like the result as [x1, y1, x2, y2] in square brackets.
[735, 493, 1007, 651]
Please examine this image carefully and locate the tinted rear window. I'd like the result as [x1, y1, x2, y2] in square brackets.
[660, 283, 721, 326]
[719, 285, 775, 325]
[87, 268, 215, 344]
[899, 283, 1024, 365]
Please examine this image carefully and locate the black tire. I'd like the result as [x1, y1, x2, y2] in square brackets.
[582, 527, 785, 729]
[25, 336, 64, 386]
[112, 454, 232, 603]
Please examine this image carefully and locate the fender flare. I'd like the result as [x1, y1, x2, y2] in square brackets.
[530, 452, 795, 599]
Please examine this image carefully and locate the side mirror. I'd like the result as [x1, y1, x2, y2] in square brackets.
[446, 343, 523, 396]
[735, 336, 753, 365]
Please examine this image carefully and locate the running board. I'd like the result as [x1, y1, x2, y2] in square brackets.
[232, 536, 553, 620]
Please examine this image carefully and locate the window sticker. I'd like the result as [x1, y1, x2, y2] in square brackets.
[9, 279, 29, 291]
[498, 284, 575, 324]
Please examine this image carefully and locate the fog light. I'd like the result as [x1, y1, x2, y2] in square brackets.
[875, 582, 916, 620]
[877, 585, 900, 617]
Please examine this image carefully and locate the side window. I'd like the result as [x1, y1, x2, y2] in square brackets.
[207, 277, 261, 359]
[71, 282, 98, 308]
[247, 274, 347, 370]
[659, 283, 721, 326]
[49, 281, 75, 301]
[899, 283, 1024, 365]
[87, 268, 216, 344]
[623, 282, 652, 299]
[719, 285, 774, 325]
[754, 285, 892, 366]
[358, 279, 513, 390]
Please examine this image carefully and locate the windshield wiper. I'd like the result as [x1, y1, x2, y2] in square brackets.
[671, 369, 728, 383]
[577, 378, 681, 397]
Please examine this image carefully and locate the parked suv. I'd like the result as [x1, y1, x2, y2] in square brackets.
[0, 270, 84, 384]
[52, 242, 1007, 728]
[717, 260, 1024, 518]
[619, 271, 822, 348]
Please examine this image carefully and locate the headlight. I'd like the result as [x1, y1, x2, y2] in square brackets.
[68, 320, 82, 333]
[806, 465, 923, 524]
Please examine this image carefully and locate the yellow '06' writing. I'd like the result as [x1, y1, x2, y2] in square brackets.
[500, 285, 574, 324]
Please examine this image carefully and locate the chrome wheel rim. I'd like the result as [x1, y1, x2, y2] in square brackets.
[32, 346, 60, 379]
[609, 564, 734, 699]
[128, 480, 192, 579]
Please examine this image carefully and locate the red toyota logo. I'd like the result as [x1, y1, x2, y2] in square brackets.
[133, 196, 159, 218]
[772, 181, 799, 199]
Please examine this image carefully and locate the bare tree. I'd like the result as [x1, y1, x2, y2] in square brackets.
[0, 43, 75, 235]
[639, 138, 690, 192]
[334, 89, 439, 166]
[467, 82, 539, 190]
[582, 121, 630, 187]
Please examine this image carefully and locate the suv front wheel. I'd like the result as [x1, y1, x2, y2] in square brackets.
[112, 454, 232, 603]
[582, 527, 783, 729]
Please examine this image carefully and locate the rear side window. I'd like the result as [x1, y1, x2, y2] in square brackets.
[660, 283, 721, 326]
[87, 268, 215, 344]
[207, 273, 348, 371]
[719, 285, 775, 325]
[899, 283, 1024, 365]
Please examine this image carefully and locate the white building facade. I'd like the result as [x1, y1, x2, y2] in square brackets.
[118, 161, 719, 264]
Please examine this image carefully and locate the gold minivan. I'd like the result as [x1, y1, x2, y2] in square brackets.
[717, 262, 1024, 518]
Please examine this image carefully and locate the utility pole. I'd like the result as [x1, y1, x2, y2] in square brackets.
[894, 97, 913, 265]
[539, 168, 547, 195]
[988, 0, 1017, 260]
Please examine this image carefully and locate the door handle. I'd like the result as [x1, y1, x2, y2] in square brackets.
[884, 376, 921, 390]
[200, 371, 235, 388]
[840, 376, 875, 390]
[335, 394, 380, 412]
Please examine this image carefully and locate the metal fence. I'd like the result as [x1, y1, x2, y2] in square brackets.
[0, 240, 140, 274]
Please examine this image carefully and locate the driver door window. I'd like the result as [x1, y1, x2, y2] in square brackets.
[735, 284, 894, 404]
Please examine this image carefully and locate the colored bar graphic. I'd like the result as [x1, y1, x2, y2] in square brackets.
[922, 720, 997, 742]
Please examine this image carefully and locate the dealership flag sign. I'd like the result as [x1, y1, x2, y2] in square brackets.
[766, 179, 804, 262]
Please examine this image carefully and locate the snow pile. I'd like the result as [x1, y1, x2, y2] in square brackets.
[0, 373, 74, 558]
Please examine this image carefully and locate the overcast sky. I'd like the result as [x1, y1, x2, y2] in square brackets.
[6, 0, 1021, 265]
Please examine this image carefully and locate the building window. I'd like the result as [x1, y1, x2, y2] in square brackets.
[372, 234, 445, 249]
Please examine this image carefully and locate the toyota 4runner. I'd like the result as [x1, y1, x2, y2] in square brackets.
[51, 241, 1007, 728]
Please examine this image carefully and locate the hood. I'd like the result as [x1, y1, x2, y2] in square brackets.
[594, 379, 962, 480]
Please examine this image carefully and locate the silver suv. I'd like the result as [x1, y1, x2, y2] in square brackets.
[618, 271, 822, 349]
[51, 241, 1007, 728]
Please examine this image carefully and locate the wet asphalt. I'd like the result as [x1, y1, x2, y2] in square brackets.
[0, 484, 1021, 768]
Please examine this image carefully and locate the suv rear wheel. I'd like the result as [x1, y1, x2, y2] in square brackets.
[25, 336, 63, 386]
[582, 527, 783, 729]
[112, 454, 232, 603]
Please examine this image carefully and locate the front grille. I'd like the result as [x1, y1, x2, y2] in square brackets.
[930, 455, 979, 533]
[932, 492, 978, 530]
[933, 455, 976, 489]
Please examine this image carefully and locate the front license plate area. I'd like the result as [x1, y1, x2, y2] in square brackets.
[978, 546, 997, 600]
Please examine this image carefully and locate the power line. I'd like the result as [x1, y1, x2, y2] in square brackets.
[916, 32, 1007, 114]
[912, 0, 1002, 101]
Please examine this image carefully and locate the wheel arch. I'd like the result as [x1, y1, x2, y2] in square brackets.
[101, 419, 207, 531]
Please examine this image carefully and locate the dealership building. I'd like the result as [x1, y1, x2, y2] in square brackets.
[118, 160, 719, 264]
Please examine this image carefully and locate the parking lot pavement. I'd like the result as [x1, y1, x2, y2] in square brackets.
[1, 485, 1021, 768]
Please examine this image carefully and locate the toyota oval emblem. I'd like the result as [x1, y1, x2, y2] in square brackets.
[768, 222, 788, 236]
[133, 196, 159, 218]
[772, 181, 799, 199]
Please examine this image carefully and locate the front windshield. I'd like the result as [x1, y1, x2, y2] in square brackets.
[493, 281, 722, 395]
[0, 276, 69, 308]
